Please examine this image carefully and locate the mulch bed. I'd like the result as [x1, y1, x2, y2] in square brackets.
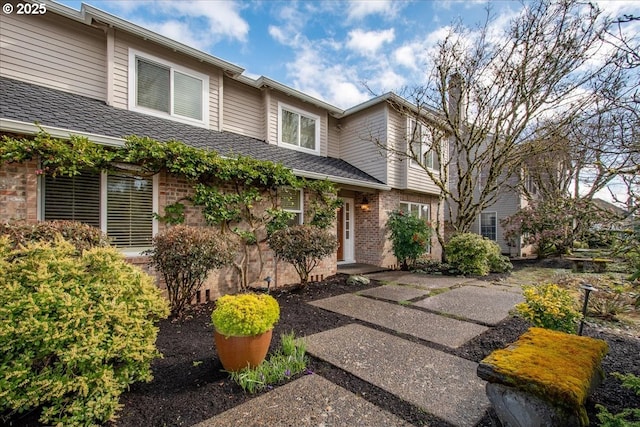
[7, 274, 640, 427]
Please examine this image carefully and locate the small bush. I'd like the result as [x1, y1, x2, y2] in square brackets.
[145, 225, 235, 317]
[268, 225, 337, 285]
[228, 332, 307, 393]
[0, 237, 169, 426]
[445, 233, 512, 276]
[516, 283, 581, 334]
[211, 293, 280, 337]
[0, 220, 110, 252]
[386, 210, 433, 271]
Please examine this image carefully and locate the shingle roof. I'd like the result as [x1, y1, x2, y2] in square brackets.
[0, 77, 384, 186]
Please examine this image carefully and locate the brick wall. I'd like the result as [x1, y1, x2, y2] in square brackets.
[0, 160, 38, 222]
[0, 164, 336, 301]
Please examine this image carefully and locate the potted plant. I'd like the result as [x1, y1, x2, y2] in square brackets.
[211, 293, 280, 371]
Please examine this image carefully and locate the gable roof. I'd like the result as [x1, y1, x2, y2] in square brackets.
[0, 77, 388, 189]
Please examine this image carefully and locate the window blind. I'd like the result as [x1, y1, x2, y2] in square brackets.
[44, 173, 101, 228]
[136, 57, 170, 113]
[107, 174, 153, 248]
[174, 71, 203, 120]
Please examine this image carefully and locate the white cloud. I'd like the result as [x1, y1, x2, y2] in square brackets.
[142, 20, 210, 50]
[346, 28, 395, 57]
[347, 0, 397, 21]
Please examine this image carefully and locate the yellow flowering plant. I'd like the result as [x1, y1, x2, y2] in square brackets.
[211, 293, 280, 336]
[516, 283, 582, 334]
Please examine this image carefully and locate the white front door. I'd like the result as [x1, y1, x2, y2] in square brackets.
[338, 197, 355, 264]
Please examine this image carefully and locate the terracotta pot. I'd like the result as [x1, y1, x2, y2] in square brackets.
[214, 329, 273, 371]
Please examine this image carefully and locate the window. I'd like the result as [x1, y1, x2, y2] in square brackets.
[278, 103, 320, 153]
[480, 212, 497, 241]
[43, 171, 157, 250]
[399, 201, 432, 252]
[281, 188, 303, 225]
[408, 119, 435, 169]
[129, 50, 208, 126]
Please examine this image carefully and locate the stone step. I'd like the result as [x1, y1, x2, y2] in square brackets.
[305, 324, 489, 427]
[310, 293, 488, 348]
[193, 374, 412, 427]
[357, 284, 430, 302]
[413, 283, 523, 326]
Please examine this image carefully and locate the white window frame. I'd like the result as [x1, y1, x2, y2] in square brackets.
[39, 171, 158, 256]
[277, 102, 321, 155]
[479, 211, 498, 242]
[408, 118, 435, 170]
[399, 201, 432, 253]
[281, 188, 304, 225]
[128, 49, 209, 128]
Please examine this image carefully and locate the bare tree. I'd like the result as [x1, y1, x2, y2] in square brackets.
[375, 0, 626, 251]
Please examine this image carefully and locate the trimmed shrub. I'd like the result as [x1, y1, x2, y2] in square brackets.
[0, 220, 110, 252]
[445, 233, 512, 276]
[516, 283, 582, 334]
[268, 225, 337, 286]
[211, 293, 280, 336]
[145, 225, 236, 317]
[0, 237, 169, 426]
[386, 210, 433, 271]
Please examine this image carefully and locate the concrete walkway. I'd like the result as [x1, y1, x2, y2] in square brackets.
[201, 272, 523, 427]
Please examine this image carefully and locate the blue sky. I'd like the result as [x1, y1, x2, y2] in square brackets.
[55, 0, 639, 110]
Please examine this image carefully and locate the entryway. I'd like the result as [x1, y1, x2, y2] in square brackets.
[336, 197, 355, 264]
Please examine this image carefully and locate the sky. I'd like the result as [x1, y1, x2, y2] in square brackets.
[55, 0, 640, 110]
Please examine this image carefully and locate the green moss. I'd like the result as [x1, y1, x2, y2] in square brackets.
[482, 327, 608, 411]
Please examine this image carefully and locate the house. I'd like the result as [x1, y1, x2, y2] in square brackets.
[0, 0, 446, 295]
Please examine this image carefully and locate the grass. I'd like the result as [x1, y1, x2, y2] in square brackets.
[228, 332, 308, 394]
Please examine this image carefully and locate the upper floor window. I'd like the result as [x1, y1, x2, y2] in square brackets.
[408, 118, 435, 170]
[129, 49, 209, 127]
[480, 212, 497, 241]
[280, 188, 303, 226]
[278, 103, 320, 154]
[43, 170, 157, 252]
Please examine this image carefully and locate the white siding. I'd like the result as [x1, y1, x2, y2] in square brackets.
[0, 7, 106, 100]
[339, 104, 387, 183]
[223, 77, 263, 139]
[112, 31, 220, 129]
[327, 116, 340, 158]
[267, 92, 328, 156]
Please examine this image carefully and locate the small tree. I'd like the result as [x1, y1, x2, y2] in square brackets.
[386, 210, 433, 271]
[268, 225, 337, 286]
[146, 225, 235, 317]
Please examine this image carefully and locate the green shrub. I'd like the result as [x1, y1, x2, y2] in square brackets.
[228, 332, 307, 393]
[386, 210, 433, 271]
[516, 284, 581, 334]
[445, 233, 511, 276]
[211, 293, 280, 336]
[145, 225, 236, 317]
[268, 225, 337, 285]
[0, 220, 110, 252]
[0, 237, 169, 426]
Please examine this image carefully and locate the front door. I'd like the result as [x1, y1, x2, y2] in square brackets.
[337, 197, 354, 263]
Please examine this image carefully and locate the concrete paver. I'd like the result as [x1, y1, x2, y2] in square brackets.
[357, 284, 429, 302]
[414, 283, 523, 326]
[306, 324, 489, 427]
[193, 374, 413, 427]
[366, 271, 474, 290]
[310, 293, 487, 348]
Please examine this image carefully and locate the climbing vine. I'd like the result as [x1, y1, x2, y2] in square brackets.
[1, 130, 340, 289]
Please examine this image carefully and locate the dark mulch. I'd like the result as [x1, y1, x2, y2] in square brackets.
[6, 274, 639, 427]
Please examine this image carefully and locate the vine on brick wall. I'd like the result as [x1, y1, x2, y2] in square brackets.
[1, 130, 340, 289]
